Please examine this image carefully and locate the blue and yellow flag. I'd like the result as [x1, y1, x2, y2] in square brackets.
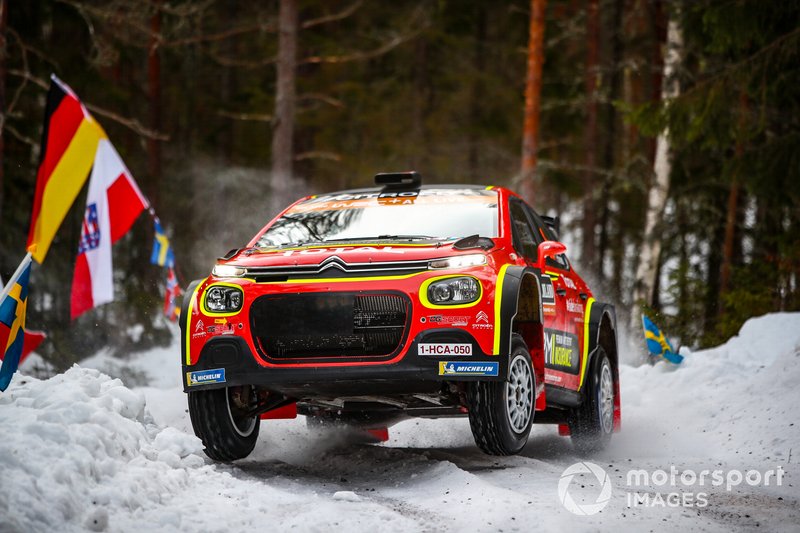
[0, 261, 32, 391]
[642, 314, 683, 365]
[150, 217, 175, 268]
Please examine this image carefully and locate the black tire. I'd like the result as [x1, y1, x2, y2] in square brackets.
[188, 386, 260, 461]
[569, 347, 614, 454]
[467, 334, 535, 455]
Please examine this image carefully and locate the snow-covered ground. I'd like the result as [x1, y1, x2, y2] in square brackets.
[2, 313, 799, 532]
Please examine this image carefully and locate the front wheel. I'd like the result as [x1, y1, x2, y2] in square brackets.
[188, 386, 260, 461]
[569, 348, 614, 453]
[467, 335, 535, 455]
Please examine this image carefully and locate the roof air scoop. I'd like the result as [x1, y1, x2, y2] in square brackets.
[374, 171, 422, 188]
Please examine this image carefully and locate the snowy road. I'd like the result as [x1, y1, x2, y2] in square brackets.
[2, 313, 799, 532]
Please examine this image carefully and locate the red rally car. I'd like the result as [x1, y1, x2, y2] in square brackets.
[182, 172, 621, 460]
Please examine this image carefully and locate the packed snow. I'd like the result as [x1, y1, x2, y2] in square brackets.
[2, 313, 799, 532]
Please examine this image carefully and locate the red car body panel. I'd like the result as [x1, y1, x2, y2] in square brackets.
[181, 185, 620, 431]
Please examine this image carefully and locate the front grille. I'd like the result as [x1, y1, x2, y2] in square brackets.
[243, 256, 430, 281]
[250, 292, 409, 360]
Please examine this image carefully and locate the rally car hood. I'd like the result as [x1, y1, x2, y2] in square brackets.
[219, 241, 493, 268]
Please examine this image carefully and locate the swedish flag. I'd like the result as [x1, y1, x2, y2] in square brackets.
[642, 315, 683, 365]
[0, 262, 32, 391]
[150, 217, 175, 268]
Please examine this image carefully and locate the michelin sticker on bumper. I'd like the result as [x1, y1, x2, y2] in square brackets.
[419, 343, 472, 356]
[187, 368, 226, 386]
[438, 361, 498, 376]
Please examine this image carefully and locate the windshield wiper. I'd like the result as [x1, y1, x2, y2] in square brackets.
[323, 235, 439, 243]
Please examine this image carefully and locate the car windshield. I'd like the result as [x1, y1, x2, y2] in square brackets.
[255, 188, 499, 247]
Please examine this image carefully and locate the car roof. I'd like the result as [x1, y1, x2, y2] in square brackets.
[312, 183, 504, 196]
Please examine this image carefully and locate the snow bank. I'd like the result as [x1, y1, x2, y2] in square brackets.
[2, 312, 798, 531]
[0, 367, 203, 532]
[614, 312, 800, 463]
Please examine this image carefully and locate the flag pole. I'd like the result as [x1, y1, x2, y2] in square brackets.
[0, 248, 34, 306]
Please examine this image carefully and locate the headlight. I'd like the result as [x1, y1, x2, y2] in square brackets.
[427, 277, 481, 305]
[205, 286, 244, 313]
[429, 254, 487, 269]
[212, 264, 246, 278]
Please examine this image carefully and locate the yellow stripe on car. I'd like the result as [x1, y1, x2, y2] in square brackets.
[492, 264, 511, 355]
[185, 281, 205, 366]
[578, 297, 596, 390]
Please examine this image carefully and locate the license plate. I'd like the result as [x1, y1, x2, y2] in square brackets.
[418, 343, 472, 356]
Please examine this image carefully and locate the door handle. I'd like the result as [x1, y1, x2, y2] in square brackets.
[556, 288, 567, 297]
[579, 292, 588, 300]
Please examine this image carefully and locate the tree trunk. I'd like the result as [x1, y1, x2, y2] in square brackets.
[468, 3, 487, 181]
[719, 92, 748, 304]
[520, 0, 546, 205]
[272, 0, 298, 196]
[598, 0, 623, 285]
[0, 0, 6, 220]
[631, 12, 682, 326]
[147, 2, 162, 210]
[581, 0, 599, 272]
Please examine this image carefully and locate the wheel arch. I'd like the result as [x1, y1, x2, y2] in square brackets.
[495, 266, 545, 398]
[581, 301, 621, 430]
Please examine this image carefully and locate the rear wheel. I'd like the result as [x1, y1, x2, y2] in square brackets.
[188, 386, 260, 461]
[569, 348, 614, 453]
[467, 335, 535, 455]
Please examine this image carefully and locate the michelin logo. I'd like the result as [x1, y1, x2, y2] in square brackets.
[187, 368, 226, 386]
[438, 361, 499, 377]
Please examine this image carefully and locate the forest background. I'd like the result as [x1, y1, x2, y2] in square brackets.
[1, 0, 797, 370]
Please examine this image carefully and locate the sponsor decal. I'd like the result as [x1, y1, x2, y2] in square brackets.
[192, 320, 206, 339]
[214, 318, 227, 324]
[206, 325, 217, 334]
[545, 373, 563, 384]
[289, 189, 496, 213]
[566, 300, 584, 314]
[419, 343, 473, 356]
[438, 361, 499, 377]
[544, 329, 580, 374]
[562, 276, 577, 289]
[186, 368, 226, 386]
[540, 276, 556, 305]
[428, 315, 470, 326]
[281, 246, 406, 257]
[471, 310, 493, 330]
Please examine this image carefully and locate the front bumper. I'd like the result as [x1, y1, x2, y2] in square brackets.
[182, 327, 507, 396]
[181, 268, 505, 396]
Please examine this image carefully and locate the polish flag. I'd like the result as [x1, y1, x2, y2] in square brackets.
[70, 139, 149, 319]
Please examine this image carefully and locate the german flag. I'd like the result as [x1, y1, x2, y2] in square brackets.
[27, 75, 106, 264]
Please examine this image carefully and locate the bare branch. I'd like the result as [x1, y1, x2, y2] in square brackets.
[8, 69, 48, 89]
[294, 151, 342, 162]
[302, 1, 363, 30]
[85, 104, 170, 141]
[208, 47, 277, 68]
[3, 30, 31, 132]
[8, 70, 169, 141]
[298, 92, 344, 108]
[217, 110, 273, 122]
[4, 123, 38, 147]
[300, 32, 419, 65]
[165, 19, 276, 47]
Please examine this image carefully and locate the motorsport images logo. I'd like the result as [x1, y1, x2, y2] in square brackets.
[558, 462, 612, 515]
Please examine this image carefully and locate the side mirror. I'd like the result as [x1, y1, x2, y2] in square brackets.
[535, 240, 566, 270]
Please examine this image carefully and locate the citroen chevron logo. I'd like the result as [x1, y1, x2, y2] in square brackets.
[319, 256, 347, 272]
